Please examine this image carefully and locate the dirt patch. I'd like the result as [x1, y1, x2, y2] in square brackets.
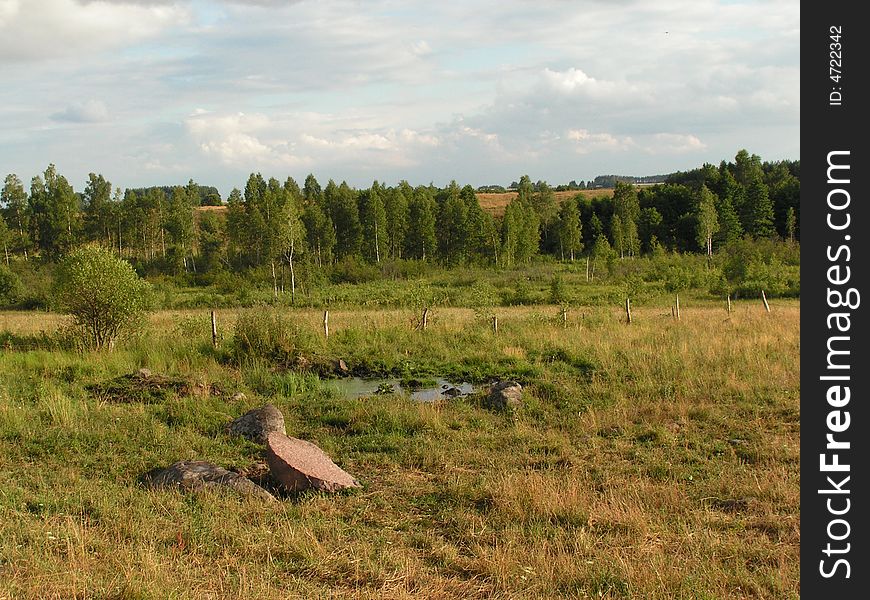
[87, 369, 223, 403]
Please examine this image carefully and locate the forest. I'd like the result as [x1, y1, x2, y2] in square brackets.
[0, 149, 799, 309]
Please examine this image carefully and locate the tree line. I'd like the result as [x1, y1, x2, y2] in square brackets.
[0, 150, 799, 291]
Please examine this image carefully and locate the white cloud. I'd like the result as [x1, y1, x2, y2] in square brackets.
[50, 100, 110, 123]
[566, 129, 634, 154]
[0, 0, 186, 62]
[0, 0, 799, 192]
[643, 133, 706, 154]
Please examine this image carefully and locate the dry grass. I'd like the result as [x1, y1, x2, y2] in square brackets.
[475, 190, 611, 217]
[0, 301, 799, 598]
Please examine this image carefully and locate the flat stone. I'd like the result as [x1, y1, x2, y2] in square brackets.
[228, 404, 286, 444]
[265, 432, 361, 493]
[141, 460, 275, 502]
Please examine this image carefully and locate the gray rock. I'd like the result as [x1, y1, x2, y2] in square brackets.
[141, 460, 275, 502]
[266, 432, 362, 493]
[137, 368, 152, 379]
[231, 391, 247, 402]
[228, 404, 286, 444]
[485, 380, 523, 411]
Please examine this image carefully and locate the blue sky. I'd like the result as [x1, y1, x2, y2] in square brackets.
[0, 0, 799, 196]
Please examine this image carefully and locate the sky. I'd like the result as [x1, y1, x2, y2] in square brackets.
[0, 0, 799, 197]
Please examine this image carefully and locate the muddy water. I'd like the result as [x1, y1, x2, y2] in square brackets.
[326, 377, 474, 402]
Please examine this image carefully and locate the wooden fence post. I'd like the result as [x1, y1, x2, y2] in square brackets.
[727, 294, 732, 314]
[675, 294, 680, 320]
[323, 310, 329, 340]
[421, 307, 429, 331]
[211, 311, 218, 348]
[492, 315, 498, 333]
[625, 298, 632, 324]
[561, 306, 568, 328]
[761, 290, 771, 313]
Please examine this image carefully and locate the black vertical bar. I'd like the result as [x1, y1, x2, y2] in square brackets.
[802, 3, 868, 596]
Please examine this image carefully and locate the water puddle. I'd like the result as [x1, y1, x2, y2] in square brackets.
[326, 377, 474, 402]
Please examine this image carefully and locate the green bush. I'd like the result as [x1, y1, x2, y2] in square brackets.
[0, 265, 21, 307]
[232, 309, 316, 363]
[52, 246, 153, 350]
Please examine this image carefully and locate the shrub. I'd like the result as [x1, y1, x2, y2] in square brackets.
[0, 265, 22, 307]
[52, 245, 152, 350]
[233, 309, 316, 363]
[330, 256, 381, 284]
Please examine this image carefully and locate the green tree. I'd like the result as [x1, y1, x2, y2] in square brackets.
[53, 245, 152, 350]
[612, 182, 640, 257]
[785, 207, 797, 243]
[359, 182, 388, 263]
[638, 207, 663, 253]
[225, 188, 246, 267]
[462, 184, 495, 263]
[384, 185, 410, 260]
[0, 263, 20, 305]
[302, 198, 335, 267]
[2, 174, 30, 259]
[696, 185, 720, 256]
[532, 180, 558, 252]
[610, 214, 624, 257]
[713, 169, 743, 246]
[745, 175, 775, 238]
[438, 181, 468, 265]
[303, 174, 323, 206]
[330, 181, 362, 259]
[407, 186, 437, 261]
[589, 234, 613, 280]
[197, 212, 226, 272]
[29, 164, 82, 259]
[278, 183, 306, 302]
[501, 195, 539, 266]
[166, 186, 195, 270]
[0, 214, 10, 265]
[556, 197, 582, 261]
[82, 173, 113, 245]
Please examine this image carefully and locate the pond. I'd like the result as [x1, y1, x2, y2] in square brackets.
[326, 377, 475, 402]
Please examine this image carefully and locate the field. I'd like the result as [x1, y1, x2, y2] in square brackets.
[0, 288, 799, 599]
[194, 189, 613, 220]
[474, 190, 612, 217]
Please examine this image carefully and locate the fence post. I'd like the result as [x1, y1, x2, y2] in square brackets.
[492, 315, 498, 333]
[727, 294, 732, 314]
[675, 294, 681, 320]
[211, 311, 218, 348]
[761, 290, 771, 313]
[625, 297, 632, 324]
[323, 310, 329, 340]
[421, 307, 429, 331]
[561, 306, 568, 328]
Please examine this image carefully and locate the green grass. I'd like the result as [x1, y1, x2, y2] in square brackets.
[0, 297, 799, 599]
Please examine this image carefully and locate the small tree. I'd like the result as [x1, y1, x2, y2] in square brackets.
[53, 245, 152, 349]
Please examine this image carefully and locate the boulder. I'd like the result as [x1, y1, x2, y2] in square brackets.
[228, 404, 286, 444]
[485, 380, 523, 411]
[265, 432, 361, 493]
[141, 460, 275, 502]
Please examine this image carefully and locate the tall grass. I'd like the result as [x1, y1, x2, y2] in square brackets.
[0, 300, 799, 598]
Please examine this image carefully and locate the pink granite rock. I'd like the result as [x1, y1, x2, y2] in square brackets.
[265, 432, 361, 493]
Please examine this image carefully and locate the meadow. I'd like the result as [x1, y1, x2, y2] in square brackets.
[0, 273, 799, 599]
